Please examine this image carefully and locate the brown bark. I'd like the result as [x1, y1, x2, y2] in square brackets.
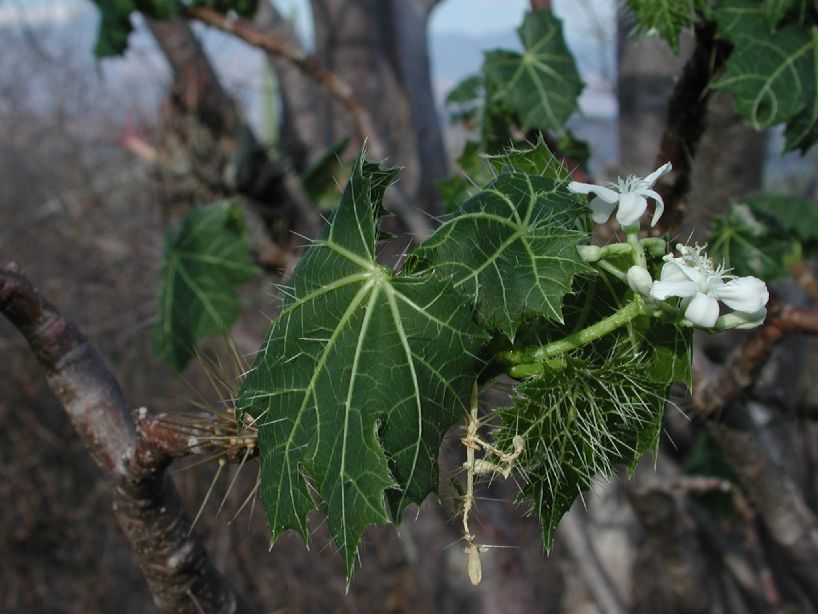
[694, 304, 818, 418]
[651, 24, 730, 237]
[0, 265, 247, 614]
[711, 406, 818, 608]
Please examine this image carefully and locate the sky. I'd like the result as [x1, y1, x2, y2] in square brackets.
[0, 0, 617, 118]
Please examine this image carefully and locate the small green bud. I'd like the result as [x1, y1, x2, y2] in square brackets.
[578, 245, 602, 262]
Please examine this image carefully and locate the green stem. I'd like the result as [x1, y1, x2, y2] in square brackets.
[596, 259, 626, 281]
[500, 299, 646, 366]
[625, 226, 647, 269]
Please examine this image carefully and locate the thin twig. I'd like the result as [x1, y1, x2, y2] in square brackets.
[693, 304, 818, 418]
[181, 6, 434, 240]
[183, 6, 381, 158]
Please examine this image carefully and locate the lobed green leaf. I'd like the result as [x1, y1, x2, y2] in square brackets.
[153, 202, 261, 372]
[483, 11, 583, 134]
[714, 0, 818, 150]
[625, 0, 700, 52]
[237, 152, 486, 577]
[413, 169, 591, 341]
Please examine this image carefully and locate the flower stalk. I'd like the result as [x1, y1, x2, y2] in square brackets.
[500, 299, 646, 369]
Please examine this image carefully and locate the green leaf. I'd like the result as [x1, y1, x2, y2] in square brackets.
[153, 202, 261, 372]
[714, 1, 818, 132]
[237, 152, 486, 577]
[436, 141, 494, 213]
[626, 0, 698, 52]
[444, 74, 484, 125]
[764, 0, 813, 29]
[483, 136, 570, 181]
[300, 137, 351, 211]
[708, 202, 800, 280]
[483, 11, 583, 133]
[90, 0, 140, 57]
[745, 193, 818, 243]
[412, 172, 591, 341]
[493, 321, 689, 549]
[784, 29, 818, 152]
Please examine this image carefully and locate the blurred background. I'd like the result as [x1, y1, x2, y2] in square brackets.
[2, 1, 818, 612]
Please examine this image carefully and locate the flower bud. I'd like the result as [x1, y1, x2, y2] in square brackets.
[578, 245, 602, 262]
[714, 308, 768, 331]
[627, 266, 653, 297]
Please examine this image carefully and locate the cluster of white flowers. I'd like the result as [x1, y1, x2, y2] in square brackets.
[569, 164, 769, 330]
[628, 244, 769, 329]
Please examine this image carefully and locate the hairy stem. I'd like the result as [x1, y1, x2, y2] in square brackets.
[500, 298, 646, 367]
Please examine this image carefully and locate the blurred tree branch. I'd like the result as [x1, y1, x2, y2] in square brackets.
[181, 5, 434, 240]
[652, 23, 730, 237]
[694, 304, 818, 418]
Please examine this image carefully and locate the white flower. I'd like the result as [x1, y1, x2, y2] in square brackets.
[568, 162, 672, 227]
[649, 244, 769, 328]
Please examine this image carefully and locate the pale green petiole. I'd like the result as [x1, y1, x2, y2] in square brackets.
[500, 298, 647, 369]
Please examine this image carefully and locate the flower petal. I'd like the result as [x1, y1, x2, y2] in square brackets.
[642, 162, 672, 188]
[568, 182, 619, 203]
[712, 276, 769, 313]
[589, 196, 617, 224]
[659, 260, 702, 285]
[639, 189, 665, 226]
[715, 308, 768, 331]
[615, 192, 647, 226]
[650, 279, 698, 300]
[684, 292, 720, 328]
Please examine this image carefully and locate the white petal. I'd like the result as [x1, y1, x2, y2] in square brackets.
[568, 181, 619, 203]
[643, 162, 672, 187]
[650, 279, 698, 300]
[589, 196, 617, 224]
[627, 266, 653, 297]
[639, 189, 665, 226]
[615, 192, 648, 226]
[684, 292, 720, 328]
[660, 260, 702, 285]
[715, 308, 768, 330]
[712, 276, 769, 313]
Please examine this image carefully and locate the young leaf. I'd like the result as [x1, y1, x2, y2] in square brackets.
[709, 202, 801, 279]
[237, 152, 486, 577]
[436, 141, 494, 213]
[745, 193, 818, 243]
[412, 172, 591, 341]
[625, 0, 699, 52]
[483, 11, 583, 133]
[153, 202, 261, 372]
